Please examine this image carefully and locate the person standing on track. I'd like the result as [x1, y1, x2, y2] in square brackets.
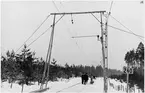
[84, 73, 88, 85]
[81, 73, 85, 84]
[81, 73, 89, 85]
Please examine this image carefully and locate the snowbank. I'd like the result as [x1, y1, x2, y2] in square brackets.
[1, 77, 143, 93]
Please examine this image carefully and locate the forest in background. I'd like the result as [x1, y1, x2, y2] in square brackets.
[1, 42, 144, 91]
[109, 42, 144, 91]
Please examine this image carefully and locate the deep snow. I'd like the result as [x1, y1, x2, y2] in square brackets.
[1, 77, 143, 93]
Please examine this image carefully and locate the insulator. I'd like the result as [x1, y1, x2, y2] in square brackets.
[71, 20, 74, 24]
[97, 35, 100, 40]
[71, 14, 74, 24]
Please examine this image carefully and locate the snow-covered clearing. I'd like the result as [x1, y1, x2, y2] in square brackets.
[1, 77, 143, 93]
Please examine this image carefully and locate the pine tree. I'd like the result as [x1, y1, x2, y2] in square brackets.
[16, 45, 35, 85]
[4, 50, 18, 88]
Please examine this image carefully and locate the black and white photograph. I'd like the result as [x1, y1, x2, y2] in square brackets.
[1, 0, 144, 93]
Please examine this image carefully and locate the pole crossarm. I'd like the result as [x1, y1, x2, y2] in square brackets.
[51, 11, 106, 15]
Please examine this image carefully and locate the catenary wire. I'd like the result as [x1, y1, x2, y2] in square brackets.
[27, 14, 65, 47]
[108, 1, 113, 15]
[109, 14, 144, 41]
[107, 25, 144, 39]
[91, 13, 144, 39]
[107, 1, 144, 41]
[51, 1, 94, 64]
[16, 14, 51, 53]
[52, 1, 60, 12]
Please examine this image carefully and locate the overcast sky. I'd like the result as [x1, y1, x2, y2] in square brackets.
[1, 1, 144, 70]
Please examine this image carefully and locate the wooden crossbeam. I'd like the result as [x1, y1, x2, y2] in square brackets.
[51, 11, 106, 15]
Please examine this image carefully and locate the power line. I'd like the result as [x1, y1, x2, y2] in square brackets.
[51, 1, 94, 64]
[107, 1, 143, 41]
[16, 14, 51, 53]
[107, 1, 144, 41]
[107, 25, 144, 39]
[52, 1, 60, 12]
[27, 27, 51, 47]
[108, 1, 113, 15]
[52, 2, 106, 67]
[91, 13, 144, 39]
[27, 14, 65, 47]
[64, 24, 94, 65]
[109, 14, 144, 41]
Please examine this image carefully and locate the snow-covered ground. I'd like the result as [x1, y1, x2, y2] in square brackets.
[1, 77, 143, 93]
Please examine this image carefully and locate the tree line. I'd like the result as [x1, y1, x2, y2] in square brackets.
[1, 44, 122, 88]
[109, 42, 144, 91]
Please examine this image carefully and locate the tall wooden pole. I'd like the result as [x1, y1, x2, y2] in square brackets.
[100, 12, 107, 93]
[45, 14, 56, 88]
[105, 13, 109, 92]
[40, 14, 56, 89]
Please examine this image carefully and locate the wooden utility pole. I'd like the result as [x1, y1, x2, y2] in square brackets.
[100, 12, 108, 93]
[104, 12, 110, 92]
[45, 14, 56, 88]
[40, 14, 56, 89]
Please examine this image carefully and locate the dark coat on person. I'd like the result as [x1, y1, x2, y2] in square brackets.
[81, 73, 88, 85]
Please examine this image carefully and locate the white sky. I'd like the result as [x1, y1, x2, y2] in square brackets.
[1, 1, 144, 70]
